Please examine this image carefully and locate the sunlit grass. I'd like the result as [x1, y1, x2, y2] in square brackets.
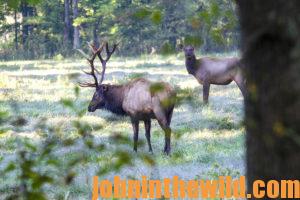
[0, 55, 245, 199]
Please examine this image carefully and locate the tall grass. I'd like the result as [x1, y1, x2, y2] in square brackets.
[0, 55, 245, 199]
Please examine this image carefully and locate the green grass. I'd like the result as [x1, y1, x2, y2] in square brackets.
[0, 55, 245, 199]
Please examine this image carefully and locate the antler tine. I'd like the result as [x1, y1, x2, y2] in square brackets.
[76, 49, 89, 60]
[78, 43, 106, 88]
[88, 42, 104, 53]
[105, 42, 110, 57]
[78, 82, 97, 87]
[82, 64, 101, 76]
[94, 42, 106, 65]
[88, 50, 101, 87]
[88, 42, 94, 52]
[98, 41, 119, 84]
[104, 42, 119, 62]
[94, 68, 101, 75]
[110, 42, 119, 55]
[82, 70, 90, 75]
[78, 41, 119, 88]
[99, 66, 106, 84]
[95, 41, 107, 84]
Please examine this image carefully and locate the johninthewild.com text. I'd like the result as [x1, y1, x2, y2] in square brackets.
[92, 176, 299, 199]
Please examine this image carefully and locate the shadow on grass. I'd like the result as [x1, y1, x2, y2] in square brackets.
[133, 62, 181, 69]
[174, 116, 243, 135]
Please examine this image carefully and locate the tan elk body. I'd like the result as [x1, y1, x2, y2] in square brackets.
[79, 42, 175, 154]
[122, 79, 174, 120]
[182, 46, 246, 103]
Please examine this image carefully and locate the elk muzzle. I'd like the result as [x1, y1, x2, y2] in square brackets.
[185, 52, 194, 59]
[88, 102, 98, 112]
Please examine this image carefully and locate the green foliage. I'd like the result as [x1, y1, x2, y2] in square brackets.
[2, 0, 41, 9]
[195, 0, 239, 50]
[150, 10, 162, 25]
[0, 111, 10, 134]
[53, 54, 64, 61]
[184, 35, 203, 48]
[150, 82, 165, 95]
[160, 42, 175, 55]
[206, 163, 241, 179]
[0, 0, 239, 59]
[133, 8, 151, 19]
[0, 87, 156, 199]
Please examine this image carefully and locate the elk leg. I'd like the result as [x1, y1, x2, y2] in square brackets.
[166, 108, 173, 126]
[203, 82, 210, 104]
[131, 119, 139, 152]
[165, 106, 174, 153]
[144, 119, 153, 153]
[153, 104, 171, 155]
[163, 126, 171, 155]
[234, 72, 247, 97]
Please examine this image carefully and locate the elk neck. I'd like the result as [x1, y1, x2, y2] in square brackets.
[185, 55, 199, 75]
[103, 85, 127, 116]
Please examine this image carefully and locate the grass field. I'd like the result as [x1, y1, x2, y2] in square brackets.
[0, 54, 245, 199]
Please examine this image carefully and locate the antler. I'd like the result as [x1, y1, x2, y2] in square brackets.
[90, 41, 119, 83]
[78, 43, 105, 88]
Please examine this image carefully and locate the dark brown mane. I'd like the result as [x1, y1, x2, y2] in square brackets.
[103, 84, 126, 115]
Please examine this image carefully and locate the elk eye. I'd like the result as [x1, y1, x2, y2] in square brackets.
[102, 86, 108, 91]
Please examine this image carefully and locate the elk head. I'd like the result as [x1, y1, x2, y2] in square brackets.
[78, 41, 118, 112]
[178, 44, 195, 59]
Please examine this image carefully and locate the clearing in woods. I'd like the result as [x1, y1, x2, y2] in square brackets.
[0, 54, 244, 199]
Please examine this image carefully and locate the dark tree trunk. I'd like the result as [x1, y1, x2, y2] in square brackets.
[27, 7, 35, 34]
[20, 2, 35, 58]
[236, 0, 300, 198]
[21, 2, 29, 46]
[73, 0, 80, 49]
[169, 35, 176, 49]
[64, 0, 72, 45]
[14, 10, 18, 50]
[92, 18, 100, 48]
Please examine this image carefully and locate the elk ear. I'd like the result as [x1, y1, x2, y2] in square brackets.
[177, 44, 184, 51]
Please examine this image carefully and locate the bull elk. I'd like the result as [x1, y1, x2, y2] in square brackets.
[180, 45, 246, 104]
[79, 42, 176, 155]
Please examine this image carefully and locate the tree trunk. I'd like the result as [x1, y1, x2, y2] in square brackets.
[27, 7, 35, 35]
[21, 2, 29, 46]
[236, 0, 300, 198]
[73, 0, 80, 49]
[92, 18, 100, 48]
[64, 0, 72, 45]
[14, 10, 18, 50]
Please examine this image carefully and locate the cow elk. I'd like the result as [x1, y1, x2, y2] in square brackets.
[79, 42, 176, 155]
[180, 45, 246, 104]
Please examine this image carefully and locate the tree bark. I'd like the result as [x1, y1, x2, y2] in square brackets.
[64, 0, 72, 45]
[73, 0, 80, 49]
[21, 2, 29, 46]
[93, 18, 100, 48]
[14, 10, 18, 50]
[27, 7, 35, 35]
[236, 0, 300, 198]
